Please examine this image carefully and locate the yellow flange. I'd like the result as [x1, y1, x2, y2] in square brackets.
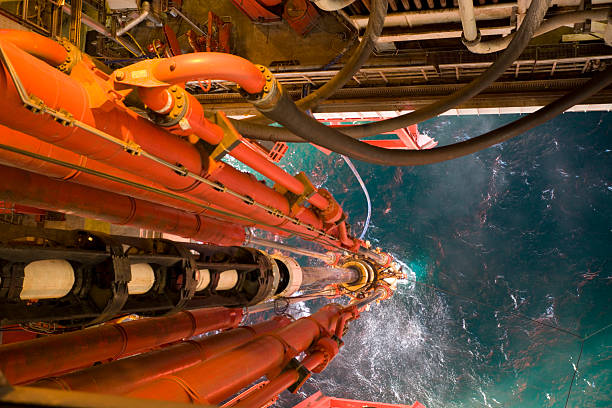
[340, 260, 373, 292]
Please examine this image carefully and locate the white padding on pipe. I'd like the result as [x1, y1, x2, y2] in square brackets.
[216, 269, 239, 290]
[128, 263, 155, 295]
[195, 269, 211, 291]
[271, 255, 302, 297]
[21, 259, 75, 300]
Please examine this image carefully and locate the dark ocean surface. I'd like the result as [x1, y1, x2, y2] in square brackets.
[239, 111, 611, 407]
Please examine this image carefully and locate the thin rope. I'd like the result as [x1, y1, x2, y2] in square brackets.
[341, 155, 371, 240]
[564, 341, 584, 408]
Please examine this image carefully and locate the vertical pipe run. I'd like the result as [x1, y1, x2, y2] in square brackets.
[0, 30, 361, 250]
[68, 0, 82, 48]
[246, 236, 336, 264]
[0, 307, 244, 385]
[234, 352, 327, 408]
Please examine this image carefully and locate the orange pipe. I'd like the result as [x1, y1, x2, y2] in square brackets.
[0, 39, 346, 248]
[0, 29, 67, 66]
[126, 304, 346, 404]
[0, 40, 201, 192]
[0, 125, 216, 215]
[137, 88, 329, 211]
[31, 316, 291, 395]
[149, 52, 266, 94]
[0, 31, 358, 249]
[0, 307, 244, 385]
[0, 165, 246, 246]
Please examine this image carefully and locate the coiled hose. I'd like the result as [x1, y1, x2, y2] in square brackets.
[233, 0, 550, 142]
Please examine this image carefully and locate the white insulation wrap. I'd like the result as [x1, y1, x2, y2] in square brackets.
[216, 269, 239, 290]
[21, 259, 75, 300]
[195, 269, 211, 291]
[128, 263, 155, 295]
[271, 254, 302, 297]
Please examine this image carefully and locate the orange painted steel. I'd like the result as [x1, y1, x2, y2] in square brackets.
[147, 52, 267, 94]
[294, 391, 427, 408]
[31, 316, 291, 395]
[0, 165, 246, 246]
[234, 352, 327, 408]
[0, 125, 214, 215]
[0, 307, 244, 385]
[0, 30, 358, 249]
[125, 304, 350, 404]
[0, 29, 67, 66]
[132, 57, 331, 212]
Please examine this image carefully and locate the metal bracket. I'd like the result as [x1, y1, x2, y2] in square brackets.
[87, 232, 130, 326]
[274, 172, 316, 214]
[205, 111, 243, 162]
[285, 358, 312, 393]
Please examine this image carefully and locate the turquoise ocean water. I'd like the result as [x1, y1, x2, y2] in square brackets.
[238, 112, 611, 407]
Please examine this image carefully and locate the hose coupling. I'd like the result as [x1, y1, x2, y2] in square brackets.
[243, 65, 282, 111]
[461, 29, 482, 48]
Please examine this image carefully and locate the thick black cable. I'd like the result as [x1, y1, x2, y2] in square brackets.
[295, 0, 387, 112]
[242, 0, 387, 125]
[232, 0, 549, 142]
[564, 341, 584, 408]
[257, 67, 612, 166]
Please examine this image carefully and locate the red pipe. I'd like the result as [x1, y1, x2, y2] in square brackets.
[31, 316, 291, 395]
[0, 125, 217, 216]
[137, 88, 330, 211]
[0, 165, 246, 246]
[0, 40, 201, 191]
[0, 202, 47, 215]
[234, 352, 327, 408]
[0, 31, 358, 249]
[0, 307, 244, 385]
[125, 304, 347, 404]
[0, 29, 67, 66]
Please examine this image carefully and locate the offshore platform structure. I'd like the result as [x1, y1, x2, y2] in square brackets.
[0, 0, 610, 406]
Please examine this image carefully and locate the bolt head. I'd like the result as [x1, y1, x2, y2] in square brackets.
[116, 71, 125, 80]
[169, 62, 176, 71]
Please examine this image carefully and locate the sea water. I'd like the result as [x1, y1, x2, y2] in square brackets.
[244, 112, 611, 407]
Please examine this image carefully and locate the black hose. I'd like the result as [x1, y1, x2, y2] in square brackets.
[257, 67, 612, 166]
[232, 0, 549, 142]
[242, 0, 387, 125]
[296, 0, 387, 111]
